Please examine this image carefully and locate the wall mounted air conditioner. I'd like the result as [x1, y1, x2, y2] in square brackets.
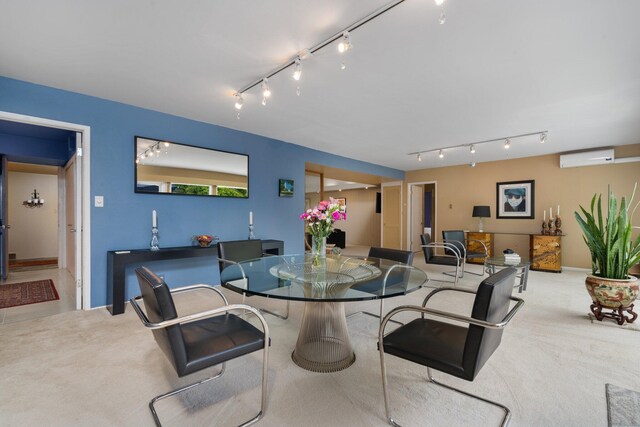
[559, 149, 615, 168]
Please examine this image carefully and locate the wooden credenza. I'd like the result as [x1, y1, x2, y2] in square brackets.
[467, 232, 494, 264]
[465, 232, 563, 273]
[529, 235, 562, 273]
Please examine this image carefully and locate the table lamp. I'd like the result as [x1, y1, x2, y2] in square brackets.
[472, 205, 491, 232]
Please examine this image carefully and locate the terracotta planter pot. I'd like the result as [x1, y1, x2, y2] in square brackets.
[585, 275, 638, 324]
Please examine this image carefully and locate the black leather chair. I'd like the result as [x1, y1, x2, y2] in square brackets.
[347, 247, 417, 326]
[130, 266, 270, 427]
[420, 233, 463, 286]
[378, 268, 524, 427]
[442, 229, 488, 277]
[218, 239, 289, 320]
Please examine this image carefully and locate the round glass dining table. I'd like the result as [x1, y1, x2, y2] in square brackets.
[220, 253, 428, 372]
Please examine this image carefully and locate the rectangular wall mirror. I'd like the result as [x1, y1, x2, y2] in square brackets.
[134, 136, 249, 198]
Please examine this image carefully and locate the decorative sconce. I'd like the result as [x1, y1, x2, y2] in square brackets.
[23, 189, 45, 208]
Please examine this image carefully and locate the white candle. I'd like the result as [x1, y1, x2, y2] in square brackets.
[152, 210, 157, 228]
[249, 211, 253, 225]
[544, 210, 546, 221]
[557, 205, 560, 216]
[549, 208, 552, 219]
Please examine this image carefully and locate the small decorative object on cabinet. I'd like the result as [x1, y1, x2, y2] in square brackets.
[467, 232, 493, 264]
[529, 234, 562, 272]
[575, 184, 640, 325]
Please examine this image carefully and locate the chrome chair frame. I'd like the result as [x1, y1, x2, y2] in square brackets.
[378, 287, 524, 427]
[130, 284, 270, 427]
[219, 255, 290, 320]
[421, 241, 463, 286]
[441, 236, 489, 278]
[346, 263, 427, 327]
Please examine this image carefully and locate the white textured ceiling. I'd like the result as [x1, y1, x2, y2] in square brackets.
[1, 0, 639, 171]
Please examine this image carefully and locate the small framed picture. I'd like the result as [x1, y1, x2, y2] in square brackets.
[496, 180, 535, 219]
[334, 197, 347, 212]
[279, 179, 294, 197]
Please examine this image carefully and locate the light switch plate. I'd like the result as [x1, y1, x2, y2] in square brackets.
[95, 196, 104, 207]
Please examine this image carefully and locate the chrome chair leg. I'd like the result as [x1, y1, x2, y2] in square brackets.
[149, 363, 226, 427]
[259, 299, 289, 320]
[426, 367, 511, 427]
[379, 343, 402, 427]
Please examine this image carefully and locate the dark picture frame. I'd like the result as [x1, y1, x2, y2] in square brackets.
[279, 179, 294, 197]
[335, 197, 347, 212]
[496, 180, 535, 219]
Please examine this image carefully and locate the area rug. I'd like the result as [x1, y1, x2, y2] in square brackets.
[0, 279, 59, 309]
[606, 383, 640, 427]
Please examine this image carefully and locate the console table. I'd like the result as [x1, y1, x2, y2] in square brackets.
[466, 232, 563, 273]
[106, 239, 284, 315]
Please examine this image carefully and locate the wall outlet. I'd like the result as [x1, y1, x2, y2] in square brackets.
[94, 196, 104, 207]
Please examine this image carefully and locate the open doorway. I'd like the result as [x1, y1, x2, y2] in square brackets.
[0, 112, 91, 323]
[407, 181, 437, 254]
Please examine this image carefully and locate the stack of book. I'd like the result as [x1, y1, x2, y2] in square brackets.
[503, 253, 521, 264]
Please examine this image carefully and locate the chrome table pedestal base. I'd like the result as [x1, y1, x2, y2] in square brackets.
[292, 301, 355, 372]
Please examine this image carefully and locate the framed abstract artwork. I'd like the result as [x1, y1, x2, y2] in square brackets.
[279, 179, 294, 197]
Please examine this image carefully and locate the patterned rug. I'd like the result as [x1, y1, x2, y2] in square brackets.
[0, 280, 59, 309]
[607, 383, 640, 427]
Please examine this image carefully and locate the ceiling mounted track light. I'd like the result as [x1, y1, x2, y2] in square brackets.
[408, 130, 549, 163]
[230, 0, 443, 113]
[338, 31, 352, 53]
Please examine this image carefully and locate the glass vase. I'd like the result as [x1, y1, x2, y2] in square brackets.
[311, 235, 327, 269]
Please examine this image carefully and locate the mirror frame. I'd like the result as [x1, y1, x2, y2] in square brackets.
[134, 136, 249, 198]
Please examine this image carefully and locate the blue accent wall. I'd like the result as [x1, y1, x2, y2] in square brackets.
[0, 76, 404, 308]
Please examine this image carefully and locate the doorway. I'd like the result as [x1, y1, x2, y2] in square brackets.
[0, 111, 91, 318]
[407, 181, 437, 254]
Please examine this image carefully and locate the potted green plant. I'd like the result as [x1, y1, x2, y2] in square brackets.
[575, 184, 640, 325]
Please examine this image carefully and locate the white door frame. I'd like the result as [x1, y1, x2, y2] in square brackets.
[406, 181, 437, 251]
[0, 111, 91, 310]
[381, 181, 403, 249]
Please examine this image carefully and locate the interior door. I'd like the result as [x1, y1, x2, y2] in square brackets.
[0, 155, 7, 280]
[410, 184, 424, 252]
[382, 183, 402, 249]
[64, 133, 82, 308]
[64, 156, 76, 280]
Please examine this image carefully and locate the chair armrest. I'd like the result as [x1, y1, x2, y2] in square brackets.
[379, 297, 524, 338]
[218, 257, 248, 280]
[169, 283, 229, 306]
[421, 286, 476, 307]
[129, 297, 270, 337]
[442, 239, 467, 258]
[465, 239, 488, 256]
[422, 242, 462, 261]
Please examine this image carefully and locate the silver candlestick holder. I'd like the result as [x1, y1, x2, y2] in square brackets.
[248, 224, 256, 240]
[150, 226, 160, 251]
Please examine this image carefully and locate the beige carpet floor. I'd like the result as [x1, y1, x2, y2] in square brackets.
[0, 258, 639, 426]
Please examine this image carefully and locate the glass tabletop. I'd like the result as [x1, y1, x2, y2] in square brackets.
[485, 255, 531, 268]
[220, 253, 428, 302]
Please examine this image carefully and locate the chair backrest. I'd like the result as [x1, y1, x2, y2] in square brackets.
[442, 230, 465, 257]
[217, 239, 263, 272]
[463, 267, 517, 380]
[368, 247, 414, 266]
[135, 266, 187, 374]
[420, 233, 434, 262]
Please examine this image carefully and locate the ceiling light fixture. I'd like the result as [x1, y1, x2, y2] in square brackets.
[231, 0, 411, 111]
[408, 130, 548, 162]
[234, 93, 243, 110]
[540, 132, 547, 143]
[261, 78, 271, 106]
[338, 31, 352, 53]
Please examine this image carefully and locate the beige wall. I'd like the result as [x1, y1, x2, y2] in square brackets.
[405, 144, 640, 269]
[306, 188, 381, 247]
[8, 171, 59, 259]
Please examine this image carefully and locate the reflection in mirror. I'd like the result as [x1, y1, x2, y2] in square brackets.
[135, 136, 249, 197]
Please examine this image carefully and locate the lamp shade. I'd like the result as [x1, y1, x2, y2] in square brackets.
[472, 205, 491, 218]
